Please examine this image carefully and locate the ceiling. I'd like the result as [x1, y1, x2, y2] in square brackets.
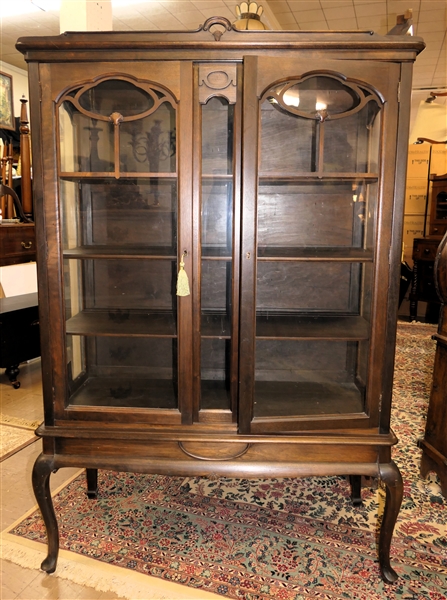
[1, 0, 446, 125]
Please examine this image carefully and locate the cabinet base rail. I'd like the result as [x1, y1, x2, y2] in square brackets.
[32, 450, 402, 584]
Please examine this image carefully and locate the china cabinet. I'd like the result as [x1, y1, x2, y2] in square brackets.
[428, 173, 447, 238]
[17, 18, 424, 583]
[418, 231, 447, 497]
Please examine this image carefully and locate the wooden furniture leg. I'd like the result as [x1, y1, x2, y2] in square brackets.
[5, 365, 20, 389]
[86, 468, 98, 499]
[378, 461, 403, 583]
[349, 475, 362, 506]
[31, 454, 59, 573]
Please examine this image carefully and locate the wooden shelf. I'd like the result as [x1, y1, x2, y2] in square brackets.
[258, 173, 379, 182]
[202, 174, 233, 180]
[202, 247, 232, 260]
[256, 315, 370, 340]
[253, 380, 364, 417]
[257, 247, 374, 261]
[66, 311, 177, 337]
[69, 376, 178, 409]
[63, 246, 176, 260]
[59, 173, 177, 181]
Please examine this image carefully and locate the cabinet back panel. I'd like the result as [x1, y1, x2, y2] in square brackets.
[89, 182, 177, 248]
[85, 259, 176, 311]
[67, 335, 178, 409]
[260, 108, 315, 173]
[258, 183, 367, 247]
[256, 262, 361, 312]
[202, 182, 233, 250]
[201, 260, 232, 312]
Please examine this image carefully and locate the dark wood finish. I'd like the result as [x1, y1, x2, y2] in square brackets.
[17, 19, 423, 583]
[418, 232, 447, 496]
[409, 237, 441, 321]
[428, 173, 447, 238]
[0, 292, 40, 388]
[0, 222, 35, 266]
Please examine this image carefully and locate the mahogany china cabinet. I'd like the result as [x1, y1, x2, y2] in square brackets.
[17, 18, 424, 583]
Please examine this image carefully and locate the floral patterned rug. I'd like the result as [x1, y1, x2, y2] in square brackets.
[4, 322, 447, 599]
[0, 414, 40, 461]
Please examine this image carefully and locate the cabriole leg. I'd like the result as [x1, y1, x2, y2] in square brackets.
[349, 475, 362, 506]
[378, 461, 403, 584]
[86, 468, 98, 499]
[31, 454, 59, 573]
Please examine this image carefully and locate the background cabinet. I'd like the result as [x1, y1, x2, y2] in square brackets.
[17, 18, 424, 584]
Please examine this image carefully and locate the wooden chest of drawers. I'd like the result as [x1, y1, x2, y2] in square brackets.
[0, 223, 36, 266]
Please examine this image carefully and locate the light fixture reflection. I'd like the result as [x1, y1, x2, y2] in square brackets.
[315, 101, 327, 111]
[283, 91, 300, 108]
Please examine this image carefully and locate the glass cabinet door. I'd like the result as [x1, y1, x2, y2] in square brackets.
[58, 74, 183, 418]
[240, 60, 389, 433]
[195, 65, 239, 422]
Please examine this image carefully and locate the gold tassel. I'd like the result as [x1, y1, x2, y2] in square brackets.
[176, 251, 190, 297]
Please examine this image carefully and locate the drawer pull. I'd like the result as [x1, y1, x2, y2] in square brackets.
[21, 241, 33, 249]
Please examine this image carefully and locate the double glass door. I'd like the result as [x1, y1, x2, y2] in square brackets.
[56, 58, 395, 430]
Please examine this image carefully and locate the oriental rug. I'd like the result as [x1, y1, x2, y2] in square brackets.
[2, 322, 446, 599]
[0, 414, 39, 461]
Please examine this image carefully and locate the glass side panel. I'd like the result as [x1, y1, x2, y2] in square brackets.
[323, 105, 381, 173]
[66, 335, 178, 409]
[254, 73, 381, 421]
[200, 97, 234, 412]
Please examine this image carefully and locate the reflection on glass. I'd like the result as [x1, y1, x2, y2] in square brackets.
[260, 74, 381, 175]
[59, 79, 177, 175]
[78, 80, 155, 116]
[121, 105, 176, 174]
[59, 103, 114, 172]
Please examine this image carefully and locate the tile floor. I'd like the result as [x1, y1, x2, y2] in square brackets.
[1, 359, 121, 599]
[1, 359, 224, 600]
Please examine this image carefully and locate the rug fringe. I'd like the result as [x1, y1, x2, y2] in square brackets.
[0, 413, 41, 430]
[0, 535, 220, 600]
